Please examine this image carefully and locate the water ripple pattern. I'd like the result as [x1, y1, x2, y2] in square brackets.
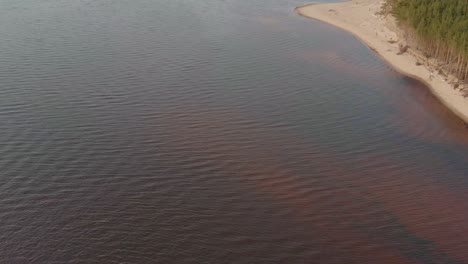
[0, 0, 468, 263]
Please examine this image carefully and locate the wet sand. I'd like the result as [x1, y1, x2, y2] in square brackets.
[296, 0, 468, 124]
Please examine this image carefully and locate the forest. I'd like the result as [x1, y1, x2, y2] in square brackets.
[388, 0, 468, 82]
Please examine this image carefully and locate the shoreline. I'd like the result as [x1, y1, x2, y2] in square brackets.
[295, 0, 468, 124]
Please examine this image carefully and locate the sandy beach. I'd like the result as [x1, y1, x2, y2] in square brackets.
[296, 0, 468, 124]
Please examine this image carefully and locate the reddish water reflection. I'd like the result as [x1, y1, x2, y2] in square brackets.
[304, 48, 468, 146]
[159, 103, 468, 263]
[390, 78, 468, 146]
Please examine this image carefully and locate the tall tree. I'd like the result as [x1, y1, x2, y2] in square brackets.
[389, 0, 468, 80]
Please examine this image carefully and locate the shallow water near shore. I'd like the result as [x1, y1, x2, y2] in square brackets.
[0, 0, 468, 263]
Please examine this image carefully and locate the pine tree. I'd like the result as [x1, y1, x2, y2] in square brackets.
[389, 0, 468, 81]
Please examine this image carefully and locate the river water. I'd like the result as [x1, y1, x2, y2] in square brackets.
[1, 0, 468, 263]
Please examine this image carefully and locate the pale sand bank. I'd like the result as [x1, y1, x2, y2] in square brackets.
[296, 0, 468, 124]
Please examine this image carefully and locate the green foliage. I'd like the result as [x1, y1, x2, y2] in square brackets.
[391, 0, 468, 54]
[389, 0, 468, 79]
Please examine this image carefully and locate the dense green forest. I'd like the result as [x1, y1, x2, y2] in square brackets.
[388, 0, 468, 81]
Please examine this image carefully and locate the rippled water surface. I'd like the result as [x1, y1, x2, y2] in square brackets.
[1, 0, 468, 263]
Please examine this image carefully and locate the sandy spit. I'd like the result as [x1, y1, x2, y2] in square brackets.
[296, 0, 468, 124]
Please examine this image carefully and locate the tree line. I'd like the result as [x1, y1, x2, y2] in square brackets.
[388, 0, 468, 82]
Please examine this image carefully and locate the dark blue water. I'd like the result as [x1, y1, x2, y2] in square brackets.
[1, 0, 468, 263]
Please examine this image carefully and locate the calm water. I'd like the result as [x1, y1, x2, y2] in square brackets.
[1, 0, 468, 263]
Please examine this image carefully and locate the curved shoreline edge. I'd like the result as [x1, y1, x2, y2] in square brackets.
[295, 1, 468, 124]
